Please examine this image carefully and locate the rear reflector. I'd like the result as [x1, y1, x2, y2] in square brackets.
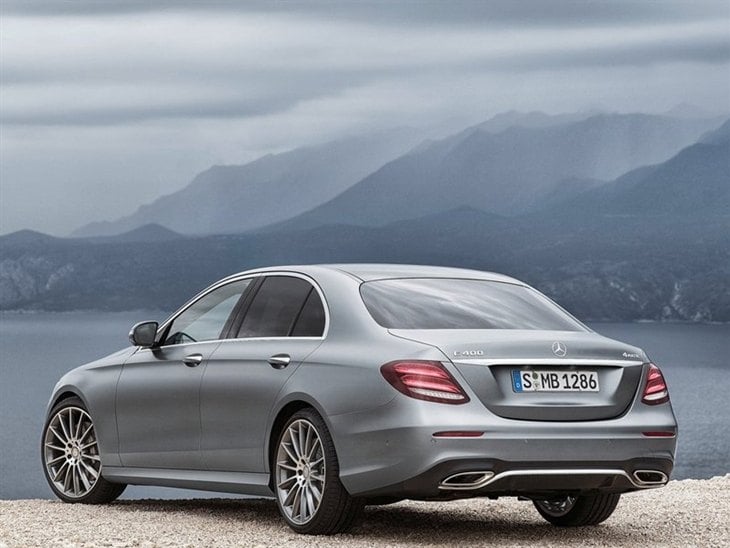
[641, 363, 670, 405]
[642, 431, 675, 437]
[433, 431, 484, 438]
[381, 360, 469, 405]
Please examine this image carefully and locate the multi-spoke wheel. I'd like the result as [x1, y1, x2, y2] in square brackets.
[533, 493, 621, 526]
[276, 418, 326, 525]
[274, 408, 363, 534]
[42, 397, 126, 504]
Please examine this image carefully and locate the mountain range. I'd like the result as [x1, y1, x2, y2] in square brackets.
[73, 127, 426, 237]
[1, 110, 728, 322]
[74, 112, 721, 237]
[274, 113, 721, 231]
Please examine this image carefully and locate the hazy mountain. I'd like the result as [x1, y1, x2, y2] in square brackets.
[2, 205, 726, 321]
[5, 115, 728, 321]
[548, 119, 730, 219]
[664, 102, 715, 120]
[474, 110, 601, 133]
[72, 127, 426, 237]
[2, 127, 728, 322]
[273, 114, 723, 231]
[700, 118, 730, 145]
[0, 229, 59, 247]
[85, 223, 183, 243]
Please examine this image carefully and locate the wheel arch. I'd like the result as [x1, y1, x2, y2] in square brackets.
[48, 387, 88, 416]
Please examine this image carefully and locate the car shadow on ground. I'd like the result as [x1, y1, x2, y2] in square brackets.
[358, 504, 642, 545]
[109, 498, 645, 545]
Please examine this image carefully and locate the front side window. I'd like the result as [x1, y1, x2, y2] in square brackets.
[237, 276, 325, 338]
[360, 278, 585, 331]
[163, 279, 252, 345]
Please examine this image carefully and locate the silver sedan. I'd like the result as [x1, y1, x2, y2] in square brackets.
[42, 264, 677, 534]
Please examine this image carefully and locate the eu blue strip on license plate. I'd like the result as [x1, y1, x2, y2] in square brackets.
[511, 370, 523, 392]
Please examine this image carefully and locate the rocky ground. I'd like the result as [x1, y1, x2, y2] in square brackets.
[1, 475, 728, 547]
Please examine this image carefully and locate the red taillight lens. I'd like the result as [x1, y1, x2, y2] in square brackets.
[642, 363, 669, 405]
[381, 360, 469, 404]
[433, 431, 484, 437]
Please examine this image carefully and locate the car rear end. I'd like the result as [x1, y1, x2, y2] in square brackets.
[339, 275, 677, 502]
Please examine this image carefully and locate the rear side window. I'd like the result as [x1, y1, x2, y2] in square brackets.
[291, 290, 326, 337]
[237, 276, 325, 338]
[360, 278, 585, 331]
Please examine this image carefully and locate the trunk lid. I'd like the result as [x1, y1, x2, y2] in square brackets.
[389, 329, 647, 421]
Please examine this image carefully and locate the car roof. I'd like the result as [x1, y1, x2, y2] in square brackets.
[234, 263, 524, 285]
[327, 264, 523, 283]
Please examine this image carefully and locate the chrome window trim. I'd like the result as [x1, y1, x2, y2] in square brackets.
[217, 336, 324, 344]
[153, 270, 330, 348]
[452, 358, 645, 367]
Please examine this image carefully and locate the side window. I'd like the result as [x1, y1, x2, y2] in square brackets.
[237, 276, 321, 338]
[291, 289, 326, 337]
[162, 279, 251, 346]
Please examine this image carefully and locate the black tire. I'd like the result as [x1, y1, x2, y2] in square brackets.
[533, 493, 621, 526]
[42, 396, 126, 504]
[273, 408, 364, 535]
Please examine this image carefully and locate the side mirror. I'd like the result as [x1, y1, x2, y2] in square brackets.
[129, 321, 158, 347]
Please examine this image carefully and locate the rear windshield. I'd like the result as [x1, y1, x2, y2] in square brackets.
[360, 278, 585, 331]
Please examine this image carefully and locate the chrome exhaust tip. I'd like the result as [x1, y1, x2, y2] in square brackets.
[632, 470, 668, 486]
[439, 471, 495, 490]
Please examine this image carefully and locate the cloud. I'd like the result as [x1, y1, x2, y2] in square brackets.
[4, 0, 728, 28]
[1, 2, 729, 235]
[2, 13, 728, 127]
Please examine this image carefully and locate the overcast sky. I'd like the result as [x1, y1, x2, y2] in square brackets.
[1, 1, 729, 235]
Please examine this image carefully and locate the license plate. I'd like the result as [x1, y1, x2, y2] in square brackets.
[512, 370, 599, 392]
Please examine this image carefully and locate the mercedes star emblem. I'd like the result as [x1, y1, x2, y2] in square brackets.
[552, 341, 567, 357]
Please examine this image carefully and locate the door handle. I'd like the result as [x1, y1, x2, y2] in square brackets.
[182, 353, 203, 367]
[268, 354, 291, 369]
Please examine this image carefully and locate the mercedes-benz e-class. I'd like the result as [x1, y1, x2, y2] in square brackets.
[42, 264, 676, 534]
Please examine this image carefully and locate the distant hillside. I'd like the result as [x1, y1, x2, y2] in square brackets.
[72, 112, 722, 239]
[1, 206, 727, 321]
[84, 223, 183, 243]
[274, 114, 722, 231]
[473, 110, 600, 133]
[0, 230, 59, 247]
[2, 127, 728, 321]
[5, 114, 727, 322]
[700, 118, 730, 145]
[548, 136, 730, 219]
[72, 127, 426, 237]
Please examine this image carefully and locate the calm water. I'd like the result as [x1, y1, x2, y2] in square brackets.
[1, 311, 728, 499]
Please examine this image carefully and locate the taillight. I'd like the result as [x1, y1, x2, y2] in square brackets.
[642, 431, 675, 437]
[642, 363, 669, 405]
[381, 360, 469, 404]
[433, 431, 484, 437]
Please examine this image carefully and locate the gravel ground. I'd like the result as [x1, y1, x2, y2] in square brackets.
[1, 475, 729, 548]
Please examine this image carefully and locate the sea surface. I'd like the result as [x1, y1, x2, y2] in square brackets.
[1, 311, 728, 499]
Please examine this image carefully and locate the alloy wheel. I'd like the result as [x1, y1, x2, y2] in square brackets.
[275, 419, 326, 525]
[43, 406, 101, 499]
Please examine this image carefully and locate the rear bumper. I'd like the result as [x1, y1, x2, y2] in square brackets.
[329, 394, 677, 498]
[356, 457, 673, 500]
